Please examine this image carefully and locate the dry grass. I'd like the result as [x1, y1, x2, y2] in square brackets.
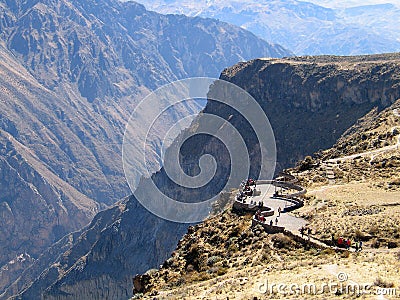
[299, 182, 400, 248]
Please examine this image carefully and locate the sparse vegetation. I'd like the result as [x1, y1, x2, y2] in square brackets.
[271, 234, 296, 249]
[374, 277, 395, 288]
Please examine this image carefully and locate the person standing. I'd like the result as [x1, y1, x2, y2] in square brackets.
[346, 239, 351, 249]
[300, 227, 305, 237]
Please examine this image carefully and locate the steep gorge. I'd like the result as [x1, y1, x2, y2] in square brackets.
[10, 53, 400, 299]
[0, 0, 288, 292]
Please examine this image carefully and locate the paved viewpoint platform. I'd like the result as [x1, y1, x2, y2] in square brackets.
[249, 183, 307, 232]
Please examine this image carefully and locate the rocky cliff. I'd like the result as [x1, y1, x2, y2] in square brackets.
[220, 54, 400, 170]
[10, 53, 400, 299]
[127, 72, 400, 300]
[0, 0, 290, 294]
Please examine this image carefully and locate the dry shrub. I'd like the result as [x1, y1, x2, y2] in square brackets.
[185, 244, 205, 271]
[217, 267, 228, 276]
[355, 229, 366, 240]
[229, 226, 241, 238]
[271, 234, 295, 249]
[374, 277, 395, 288]
[388, 178, 400, 186]
[190, 271, 210, 282]
[369, 225, 380, 236]
[371, 238, 380, 248]
[206, 256, 221, 266]
[320, 248, 335, 256]
[227, 243, 239, 254]
[170, 277, 186, 287]
[340, 250, 350, 258]
[297, 156, 315, 171]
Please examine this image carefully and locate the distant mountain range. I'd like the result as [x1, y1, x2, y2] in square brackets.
[0, 0, 289, 294]
[136, 0, 400, 55]
[310, 0, 400, 8]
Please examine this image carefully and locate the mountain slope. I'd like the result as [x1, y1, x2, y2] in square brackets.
[128, 84, 400, 300]
[0, 0, 290, 294]
[12, 53, 400, 299]
[137, 0, 400, 55]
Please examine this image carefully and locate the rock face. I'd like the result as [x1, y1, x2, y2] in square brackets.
[9, 53, 400, 299]
[0, 0, 290, 294]
[220, 54, 400, 170]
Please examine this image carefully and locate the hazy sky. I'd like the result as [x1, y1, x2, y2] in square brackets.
[129, 0, 400, 8]
[308, 0, 400, 8]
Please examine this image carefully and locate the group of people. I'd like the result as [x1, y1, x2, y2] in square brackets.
[237, 178, 258, 201]
[300, 227, 312, 240]
[243, 185, 255, 196]
[254, 209, 280, 226]
[243, 178, 256, 196]
[242, 178, 256, 187]
[336, 237, 352, 249]
[334, 235, 363, 251]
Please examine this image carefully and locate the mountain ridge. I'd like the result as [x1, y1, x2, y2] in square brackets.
[0, 0, 289, 294]
[136, 0, 400, 55]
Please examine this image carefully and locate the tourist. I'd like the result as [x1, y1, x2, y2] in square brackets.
[346, 239, 351, 249]
[270, 220, 273, 226]
[307, 228, 311, 240]
[275, 217, 278, 225]
[355, 241, 359, 252]
[278, 207, 281, 216]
